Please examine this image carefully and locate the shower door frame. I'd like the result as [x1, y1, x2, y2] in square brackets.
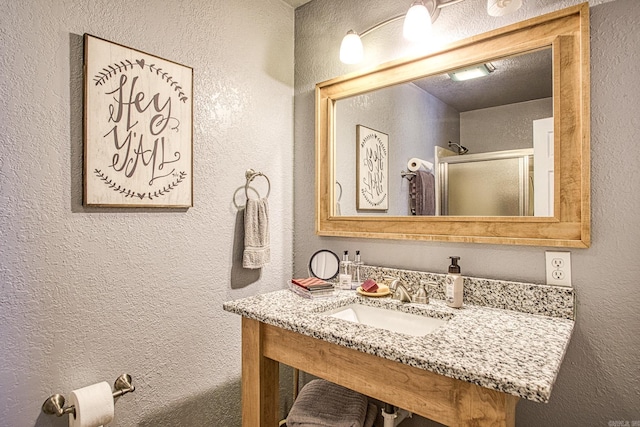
[436, 148, 534, 217]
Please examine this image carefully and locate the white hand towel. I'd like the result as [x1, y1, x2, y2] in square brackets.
[243, 197, 270, 269]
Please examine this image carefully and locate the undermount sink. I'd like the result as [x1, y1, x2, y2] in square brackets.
[323, 303, 447, 337]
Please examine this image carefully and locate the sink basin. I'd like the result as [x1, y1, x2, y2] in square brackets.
[323, 303, 447, 337]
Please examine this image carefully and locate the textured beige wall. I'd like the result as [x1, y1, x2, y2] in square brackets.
[0, 0, 293, 426]
[294, 0, 639, 425]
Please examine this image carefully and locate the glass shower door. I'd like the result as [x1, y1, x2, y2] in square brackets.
[438, 149, 533, 216]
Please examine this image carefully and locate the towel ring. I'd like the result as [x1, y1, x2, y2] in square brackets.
[335, 181, 343, 202]
[245, 169, 271, 200]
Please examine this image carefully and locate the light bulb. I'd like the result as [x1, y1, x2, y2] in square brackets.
[487, 0, 523, 17]
[339, 30, 364, 64]
[403, 1, 432, 42]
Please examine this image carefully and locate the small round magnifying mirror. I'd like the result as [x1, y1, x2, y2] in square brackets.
[308, 249, 340, 280]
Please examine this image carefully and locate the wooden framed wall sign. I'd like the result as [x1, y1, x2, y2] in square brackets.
[356, 125, 388, 211]
[83, 34, 193, 207]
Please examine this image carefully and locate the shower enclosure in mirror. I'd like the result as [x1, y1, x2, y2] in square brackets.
[316, 4, 590, 247]
[436, 147, 534, 216]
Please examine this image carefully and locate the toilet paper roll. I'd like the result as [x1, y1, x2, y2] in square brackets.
[408, 158, 427, 172]
[69, 381, 114, 427]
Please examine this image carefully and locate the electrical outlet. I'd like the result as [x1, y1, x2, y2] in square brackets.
[545, 251, 572, 287]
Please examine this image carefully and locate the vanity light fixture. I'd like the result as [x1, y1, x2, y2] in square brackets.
[339, 0, 522, 64]
[487, 0, 523, 17]
[339, 30, 364, 64]
[448, 62, 496, 81]
[339, 0, 440, 64]
[403, 1, 433, 42]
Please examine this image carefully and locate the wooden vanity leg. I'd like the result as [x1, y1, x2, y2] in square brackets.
[242, 317, 280, 427]
[455, 383, 519, 427]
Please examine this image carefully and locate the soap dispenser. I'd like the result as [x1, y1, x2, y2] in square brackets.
[445, 256, 463, 308]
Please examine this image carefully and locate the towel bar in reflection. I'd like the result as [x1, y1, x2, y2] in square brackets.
[401, 170, 416, 181]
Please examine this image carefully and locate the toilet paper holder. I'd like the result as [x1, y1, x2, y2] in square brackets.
[42, 373, 135, 417]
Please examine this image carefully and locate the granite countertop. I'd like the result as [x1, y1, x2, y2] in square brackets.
[223, 289, 574, 403]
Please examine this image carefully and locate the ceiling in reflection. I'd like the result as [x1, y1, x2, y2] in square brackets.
[413, 48, 553, 112]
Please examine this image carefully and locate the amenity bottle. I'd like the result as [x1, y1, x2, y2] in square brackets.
[339, 251, 352, 290]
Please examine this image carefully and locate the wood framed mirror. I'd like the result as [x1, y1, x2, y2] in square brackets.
[316, 4, 590, 247]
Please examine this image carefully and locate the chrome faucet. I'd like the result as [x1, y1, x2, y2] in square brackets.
[387, 277, 437, 304]
[394, 284, 413, 302]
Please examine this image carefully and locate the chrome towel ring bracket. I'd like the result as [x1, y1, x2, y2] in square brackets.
[245, 169, 271, 200]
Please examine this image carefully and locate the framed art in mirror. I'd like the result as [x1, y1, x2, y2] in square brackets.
[356, 125, 389, 211]
[315, 4, 590, 247]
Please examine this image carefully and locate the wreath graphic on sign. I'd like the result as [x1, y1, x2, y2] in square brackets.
[93, 59, 189, 103]
[94, 169, 188, 200]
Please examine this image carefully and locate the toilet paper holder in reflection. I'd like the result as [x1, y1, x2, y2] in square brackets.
[42, 373, 135, 417]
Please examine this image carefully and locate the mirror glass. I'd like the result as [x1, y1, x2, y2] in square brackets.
[308, 249, 340, 280]
[334, 48, 553, 217]
[316, 5, 590, 247]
